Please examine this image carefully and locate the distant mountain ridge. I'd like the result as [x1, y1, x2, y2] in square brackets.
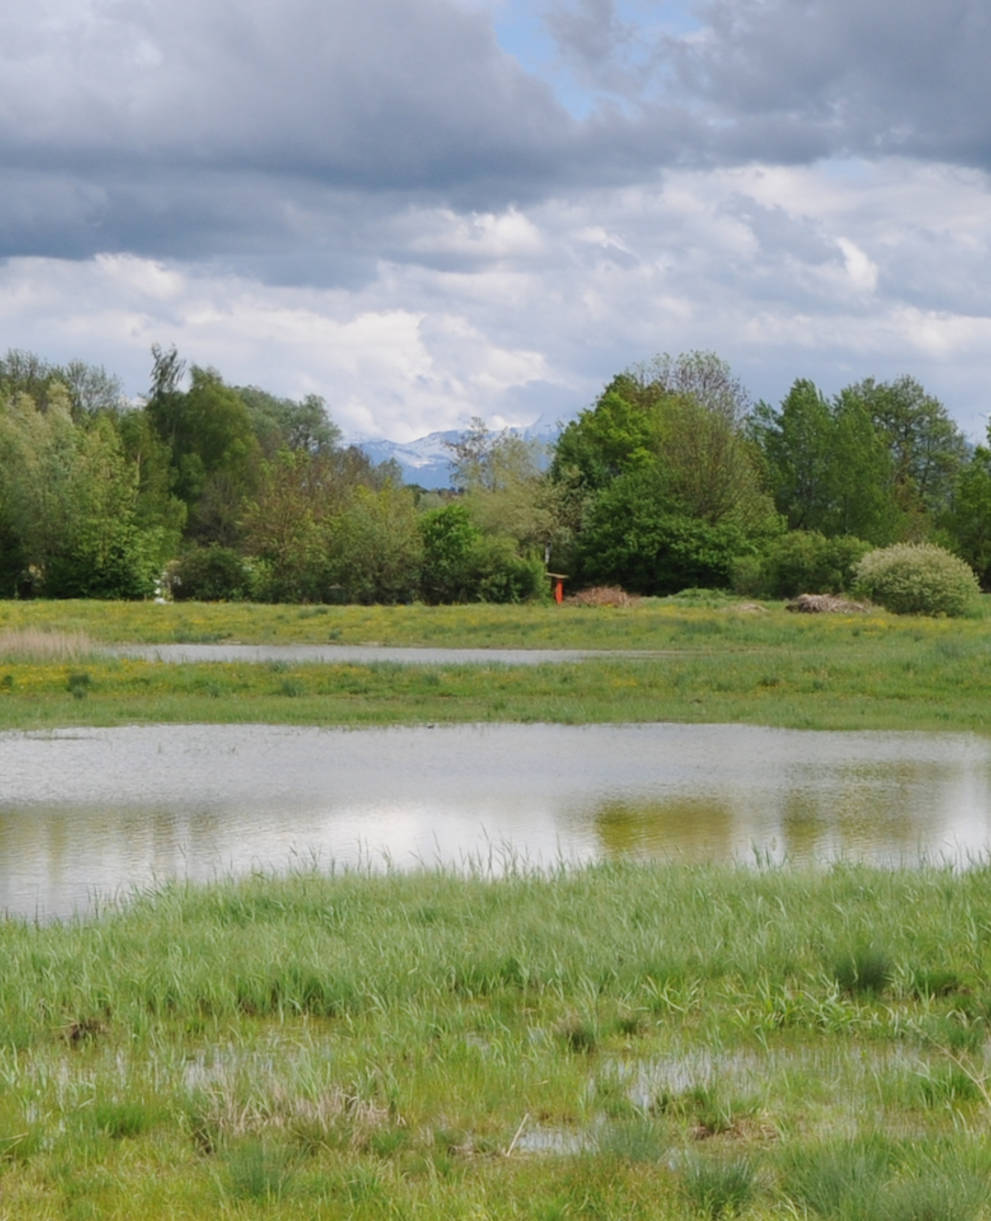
[353, 421, 561, 489]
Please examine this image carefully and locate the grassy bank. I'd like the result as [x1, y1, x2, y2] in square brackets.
[1, 597, 989, 732]
[0, 595, 774, 648]
[3, 862, 991, 1218]
[0, 592, 988, 649]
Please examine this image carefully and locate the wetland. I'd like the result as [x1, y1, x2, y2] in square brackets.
[3, 598, 991, 1217]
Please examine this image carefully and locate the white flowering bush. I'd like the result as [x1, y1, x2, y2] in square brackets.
[853, 543, 980, 617]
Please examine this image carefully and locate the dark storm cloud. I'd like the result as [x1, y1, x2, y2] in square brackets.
[669, 0, 991, 165]
[0, 0, 571, 187]
[0, 0, 600, 269]
[2, 0, 990, 269]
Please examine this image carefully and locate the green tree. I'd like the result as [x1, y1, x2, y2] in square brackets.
[419, 503, 482, 604]
[116, 409, 187, 559]
[631, 349, 751, 423]
[552, 382, 663, 495]
[448, 419, 566, 562]
[145, 343, 187, 450]
[842, 376, 967, 529]
[943, 446, 991, 588]
[241, 441, 412, 602]
[751, 378, 899, 544]
[554, 358, 770, 528]
[0, 389, 159, 597]
[240, 449, 328, 601]
[59, 360, 128, 419]
[827, 393, 898, 542]
[145, 352, 262, 545]
[0, 350, 128, 421]
[326, 484, 423, 604]
[655, 393, 772, 528]
[237, 385, 341, 458]
[552, 353, 775, 592]
[749, 380, 837, 531]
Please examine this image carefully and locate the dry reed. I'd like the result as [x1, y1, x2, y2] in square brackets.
[0, 627, 97, 661]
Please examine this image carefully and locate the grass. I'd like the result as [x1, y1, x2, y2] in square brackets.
[0, 597, 990, 732]
[3, 599, 991, 1213]
[1, 861, 991, 1216]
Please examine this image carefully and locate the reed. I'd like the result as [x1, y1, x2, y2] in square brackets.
[0, 626, 96, 661]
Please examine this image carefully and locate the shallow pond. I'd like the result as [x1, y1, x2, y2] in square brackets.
[3, 722, 991, 921]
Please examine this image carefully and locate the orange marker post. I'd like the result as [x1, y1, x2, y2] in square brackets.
[547, 573, 568, 604]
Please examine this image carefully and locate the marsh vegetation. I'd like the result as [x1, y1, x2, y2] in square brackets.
[3, 864, 991, 1217]
[3, 598, 991, 1214]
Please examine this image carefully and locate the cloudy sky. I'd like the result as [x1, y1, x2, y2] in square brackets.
[2, 0, 990, 442]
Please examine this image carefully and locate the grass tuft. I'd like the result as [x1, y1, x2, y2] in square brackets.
[680, 1154, 756, 1218]
[220, 1139, 298, 1203]
[780, 1134, 894, 1216]
[596, 1117, 667, 1163]
[832, 943, 894, 996]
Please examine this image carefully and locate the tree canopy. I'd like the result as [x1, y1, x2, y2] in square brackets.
[0, 343, 982, 602]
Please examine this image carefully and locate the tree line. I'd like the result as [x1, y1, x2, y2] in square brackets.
[0, 345, 988, 603]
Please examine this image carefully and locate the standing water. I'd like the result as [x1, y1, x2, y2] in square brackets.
[2, 721, 991, 920]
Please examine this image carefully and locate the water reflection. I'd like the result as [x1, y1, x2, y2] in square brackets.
[2, 722, 991, 921]
[594, 798, 737, 858]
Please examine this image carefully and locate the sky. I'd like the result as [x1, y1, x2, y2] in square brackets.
[2, 0, 990, 443]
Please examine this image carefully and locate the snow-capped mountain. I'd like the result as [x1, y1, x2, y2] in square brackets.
[355, 429, 462, 489]
[354, 421, 561, 489]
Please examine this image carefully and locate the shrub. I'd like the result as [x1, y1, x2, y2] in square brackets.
[419, 504, 481, 603]
[166, 545, 255, 602]
[740, 531, 870, 599]
[472, 536, 545, 604]
[578, 469, 750, 594]
[853, 543, 980, 617]
[419, 505, 544, 603]
[728, 553, 764, 597]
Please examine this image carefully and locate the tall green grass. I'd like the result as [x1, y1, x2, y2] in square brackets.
[1, 862, 991, 1217]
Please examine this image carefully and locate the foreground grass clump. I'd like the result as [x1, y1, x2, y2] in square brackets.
[3, 862, 991, 1217]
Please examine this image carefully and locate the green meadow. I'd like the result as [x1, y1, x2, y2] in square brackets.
[3, 597, 991, 1217]
[0, 594, 990, 732]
